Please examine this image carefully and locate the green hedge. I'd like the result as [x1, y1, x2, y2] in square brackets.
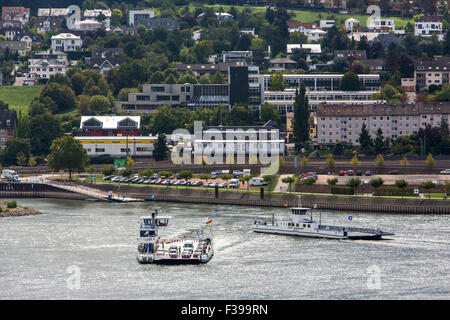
[331, 186, 354, 195]
[373, 186, 414, 196]
[89, 155, 115, 164]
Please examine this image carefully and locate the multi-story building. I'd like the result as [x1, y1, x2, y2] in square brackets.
[51, 33, 82, 52]
[414, 16, 443, 39]
[263, 74, 380, 91]
[175, 62, 242, 79]
[28, 49, 69, 79]
[221, 51, 253, 63]
[1, 7, 30, 25]
[368, 19, 395, 32]
[0, 40, 30, 57]
[79, 116, 141, 137]
[0, 110, 17, 148]
[127, 9, 155, 26]
[193, 121, 285, 157]
[75, 136, 156, 158]
[334, 50, 367, 61]
[316, 102, 450, 145]
[34, 17, 62, 33]
[268, 58, 297, 72]
[414, 56, 450, 90]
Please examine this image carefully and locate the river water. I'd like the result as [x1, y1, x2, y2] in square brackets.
[0, 199, 449, 300]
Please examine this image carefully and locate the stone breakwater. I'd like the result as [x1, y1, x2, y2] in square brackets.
[0, 202, 41, 217]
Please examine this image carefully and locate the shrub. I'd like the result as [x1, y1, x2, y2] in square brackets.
[101, 165, 116, 177]
[301, 177, 316, 185]
[331, 186, 354, 195]
[6, 200, 17, 208]
[326, 178, 338, 186]
[373, 186, 414, 196]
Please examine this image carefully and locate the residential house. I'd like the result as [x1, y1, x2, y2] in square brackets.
[368, 19, 395, 32]
[0, 110, 17, 148]
[414, 56, 450, 90]
[51, 33, 82, 52]
[83, 9, 111, 29]
[345, 18, 360, 32]
[37, 8, 69, 18]
[320, 20, 335, 29]
[334, 50, 367, 61]
[415, 16, 443, 40]
[268, 58, 297, 72]
[34, 17, 62, 33]
[28, 49, 69, 79]
[197, 12, 234, 21]
[307, 29, 327, 42]
[127, 9, 155, 26]
[0, 40, 30, 57]
[287, 20, 317, 34]
[85, 48, 125, 75]
[1, 7, 30, 25]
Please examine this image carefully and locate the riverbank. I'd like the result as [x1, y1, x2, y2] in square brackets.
[0, 200, 41, 217]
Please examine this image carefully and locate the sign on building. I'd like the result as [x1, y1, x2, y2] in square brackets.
[114, 158, 126, 168]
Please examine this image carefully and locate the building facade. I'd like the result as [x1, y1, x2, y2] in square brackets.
[415, 16, 443, 39]
[79, 116, 141, 137]
[28, 49, 69, 79]
[0, 110, 17, 148]
[75, 136, 156, 158]
[415, 57, 450, 90]
[316, 102, 450, 145]
[51, 33, 82, 52]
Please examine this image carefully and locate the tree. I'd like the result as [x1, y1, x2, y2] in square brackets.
[260, 104, 281, 124]
[179, 170, 193, 181]
[28, 156, 37, 167]
[425, 153, 435, 167]
[269, 71, 288, 91]
[1, 138, 31, 166]
[101, 165, 116, 177]
[282, 176, 296, 192]
[300, 155, 309, 173]
[47, 136, 89, 180]
[30, 114, 63, 156]
[395, 179, 409, 199]
[200, 173, 211, 182]
[421, 180, 436, 199]
[400, 155, 409, 167]
[350, 154, 361, 169]
[325, 153, 335, 173]
[340, 71, 362, 91]
[374, 128, 387, 154]
[346, 178, 361, 195]
[0, 100, 9, 110]
[292, 82, 310, 150]
[370, 177, 384, 195]
[122, 167, 133, 178]
[90, 95, 111, 113]
[327, 177, 338, 189]
[374, 154, 385, 173]
[153, 134, 168, 161]
[16, 152, 27, 166]
[111, 8, 123, 27]
[358, 123, 373, 154]
[39, 83, 76, 113]
[263, 174, 278, 192]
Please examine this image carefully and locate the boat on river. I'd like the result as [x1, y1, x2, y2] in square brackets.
[252, 207, 394, 240]
[137, 209, 214, 264]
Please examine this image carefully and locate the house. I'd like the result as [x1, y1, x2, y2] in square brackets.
[34, 17, 62, 33]
[174, 62, 241, 79]
[28, 49, 69, 79]
[192, 29, 202, 42]
[268, 58, 297, 72]
[0, 110, 17, 148]
[307, 29, 327, 42]
[221, 51, 252, 63]
[83, 9, 111, 29]
[368, 19, 395, 32]
[197, 12, 234, 21]
[1, 7, 30, 25]
[79, 116, 141, 136]
[345, 18, 360, 32]
[73, 19, 104, 31]
[136, 17, 180, 30]
[369, 33, 402, 49]
[359, 59, 387, 71]
[415, 16, 443, 40]
[316, 102, 450, 145]
[320, 20, 335, 29]
[127, 9, 155, 26]
[0, 26, 23, 41]
[401, 78, 416, 93]
[414, 56, 450, 90]
[112, 26, 138, 36]
[287, 20, 317, 34]
[287, 44, 321, 55]
[51, 33, 82, 52]
[0, 40, 30, 57]
[85, 48, 125, 75]
[334, 50, 367, 61]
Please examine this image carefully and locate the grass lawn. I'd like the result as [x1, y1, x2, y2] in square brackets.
[184, 4, 412, 28]
[0, 86, 43, 114]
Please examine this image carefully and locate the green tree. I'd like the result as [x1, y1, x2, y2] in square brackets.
[47, 136, 89, 180]
[346, 178, 361, 195]
[282, 176, 296, 192]
[340, 71, 362, 91]
[30, 114, 63, 156]
[425, 153, 435, 167]
[292, 82, 310, 150]
[153, 134, 168, 161]
[179, 170, 193, 181]
[263, 174, 278, 192]
[326, 153, 336, 173]
[327, 178, 338, 190]
[101, 165, 116, 177]
[400, 155, 409, 167]
[260, 103, 281, 124]
[269, 71, 288, 91]
[1, 138, 31, 166]
[358, 123, 373, 154]
[374, 128, 387, 154]
[395, 179, 409, 199]
[111, 8, 123, 27]
[421, 180, 436, 199]
[350, 154, 361, 169]
[90, 95, 111, 113]
[374, 154, 385, 173]
[370, 177, 384, 196]
[122, 167, 133, 178]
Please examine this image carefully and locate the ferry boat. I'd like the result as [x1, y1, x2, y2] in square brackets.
[137, 209, 214, 264]
[252, 207, 394, 240]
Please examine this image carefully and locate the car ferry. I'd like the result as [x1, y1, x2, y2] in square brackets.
[137, 209, 214, 264]
[252, 207, 394, 240]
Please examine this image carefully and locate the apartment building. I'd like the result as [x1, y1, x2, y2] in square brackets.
[316, 102, 450, 145]
[415, 56, 450, 90]
[79, 116, 140, 136]
[1, 6, 30, 25]
[28, 49, 69, 79]
[127, 9, 155, 26]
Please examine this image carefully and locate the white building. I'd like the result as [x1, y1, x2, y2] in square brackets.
[51, 33, 82, 52]
[307, 29, 327, 42]
[73, 19, 103, 31]
[75, 136, 156, 158]
[28, 49, 68, 79]
[84, 9, 111, 29]
[127, 9, 155, 26]
[368, 18, 395, 31]
[345, 18, 360, 32]
[320, 20, 335, 29]
[415, 16, 443, 40]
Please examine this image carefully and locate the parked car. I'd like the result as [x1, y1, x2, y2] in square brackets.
[103, 175, 114, 181]
[218, 182, 227, 188]
[356, 170, 363, 176]
[388, 170, 400, 175]
[440, 169, 450, 174]
[338, 171, 346, 176]
[365, 171, 372, 176]
[347, 170, 354, 176]
[229, 179, 240, 188]
[249, 177, 267, 186]
[191, 181, 203, 187]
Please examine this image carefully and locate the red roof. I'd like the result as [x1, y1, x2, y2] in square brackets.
[287, 20, 316, 30]
[1, 7, 30, 20]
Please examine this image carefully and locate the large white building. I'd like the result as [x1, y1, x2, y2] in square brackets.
[51, 33, 82, 52]
[84, 9, 111, 29]
[28, 49, 69, 79]
[75, 136, 157, 158]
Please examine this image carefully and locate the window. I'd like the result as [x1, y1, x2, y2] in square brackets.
[95, 148, 105, 152]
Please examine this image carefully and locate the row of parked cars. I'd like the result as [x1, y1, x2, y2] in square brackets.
[338, 170, 372, 176]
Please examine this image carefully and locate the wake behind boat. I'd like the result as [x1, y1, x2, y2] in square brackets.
[252, 207, 394, 240]
[137, 209, 214, 264]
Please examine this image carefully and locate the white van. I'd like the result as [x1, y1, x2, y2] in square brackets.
[243, 169, 251, 176]
[2, 169, 19, 181]
[229, 179, 240, 188]
[249, 177, 266, 186]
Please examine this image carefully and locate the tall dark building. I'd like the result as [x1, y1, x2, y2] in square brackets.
[229, 66, 249, 106]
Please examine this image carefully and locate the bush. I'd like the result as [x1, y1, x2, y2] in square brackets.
[101, 165, 116, 177]
[6, 200, 17, 208]
[331, 186, 354, 195]
[373, 186, 414, 196]
[90, 155, 114, 164]
[301, 177, 316, 185]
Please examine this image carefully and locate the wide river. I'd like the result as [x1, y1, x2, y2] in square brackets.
[0, 199, 449, 299]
